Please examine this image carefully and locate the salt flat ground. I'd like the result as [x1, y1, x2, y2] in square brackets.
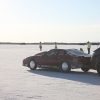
[0, 45, 100, 100]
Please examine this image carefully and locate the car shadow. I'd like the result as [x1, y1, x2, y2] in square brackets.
[27, 67, 100, 85]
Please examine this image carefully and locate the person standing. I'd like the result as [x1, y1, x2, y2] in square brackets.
[55, 42, 57, 49]
[87, 41, 91, 54]
[39, 42, 42, 51]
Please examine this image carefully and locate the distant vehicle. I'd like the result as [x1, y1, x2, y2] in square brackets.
[23, 49, 91, 73]
[90, 48, 100, 75]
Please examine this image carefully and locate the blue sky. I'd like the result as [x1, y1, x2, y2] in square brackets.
[0, 0, 100, 43]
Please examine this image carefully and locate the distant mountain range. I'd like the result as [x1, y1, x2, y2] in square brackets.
[0, 42, 100, 45]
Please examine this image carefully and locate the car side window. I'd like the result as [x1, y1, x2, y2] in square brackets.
[59, 51, 65, 55]
[66, 51, 73, 56]
[47, 51, 58, 56]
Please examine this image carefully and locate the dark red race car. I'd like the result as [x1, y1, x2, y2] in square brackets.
[23, 49, 91, 73]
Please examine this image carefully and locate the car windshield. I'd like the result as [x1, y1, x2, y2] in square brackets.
[66, 49, 90, 57]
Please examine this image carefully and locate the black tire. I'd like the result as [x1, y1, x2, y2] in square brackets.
[29, 60, 37, 70]
[81, 65, 90, 72]
[97, 67, 100, 75]
[59, 61, 71, 73]
[96, 61, 100, 75]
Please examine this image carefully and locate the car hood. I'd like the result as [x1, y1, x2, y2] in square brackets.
[35, 51, 47, 56]
[25, 52, 47, 60]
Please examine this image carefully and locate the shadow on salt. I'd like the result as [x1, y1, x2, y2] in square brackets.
[27, 67, 100, 85]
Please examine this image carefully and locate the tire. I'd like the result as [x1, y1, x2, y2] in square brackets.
[96, 61, 100, 75]
[59, 61, 71, 73]
[29, 60, 37, 70]
[81, 65, 90, 72]
[97, 67, 100, 75]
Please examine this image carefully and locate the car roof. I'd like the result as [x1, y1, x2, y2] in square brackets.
[65, 49, 91, 57]
[50, 48, 90, 57]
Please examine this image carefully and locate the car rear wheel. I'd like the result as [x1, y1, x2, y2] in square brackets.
[29, 60, 37, 70]
[81, 65, 90, 72]
[59, 61, 71, 73]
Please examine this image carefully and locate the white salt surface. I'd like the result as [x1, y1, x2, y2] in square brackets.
[0, 44, 100, 100]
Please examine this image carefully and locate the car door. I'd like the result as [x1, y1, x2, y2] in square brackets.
[58, 50, 73, 62]
[38, 50, 59, 65]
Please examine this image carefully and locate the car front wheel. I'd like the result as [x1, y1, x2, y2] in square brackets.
[29, 60, 37, 70]
[81, 65, 90, 72]
[59, 61, 71, 73]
